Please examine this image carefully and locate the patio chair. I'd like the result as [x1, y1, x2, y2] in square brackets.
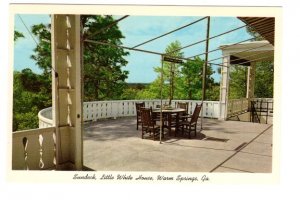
[169, 102, 189, 129]
[178, 103, 202, 139]
[176, 102, 189, 122]
[150, 106, 161, 124]
[135, 102, 145, 130]
[140, 107, 161, 140]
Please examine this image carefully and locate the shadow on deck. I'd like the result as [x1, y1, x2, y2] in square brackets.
[83, 117, 273, 173]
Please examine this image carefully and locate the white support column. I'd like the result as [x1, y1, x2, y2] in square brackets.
[52, 15, 82, 170]
[246, 62, 256, 99]
[219, 54, 230, 120]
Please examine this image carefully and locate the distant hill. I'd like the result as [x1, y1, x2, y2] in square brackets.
[126, 83, 150, 89]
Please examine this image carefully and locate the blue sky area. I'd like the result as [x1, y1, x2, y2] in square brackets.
[14, 14, 251, 83]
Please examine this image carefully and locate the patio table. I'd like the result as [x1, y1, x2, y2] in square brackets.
[152, 108, 186, 136]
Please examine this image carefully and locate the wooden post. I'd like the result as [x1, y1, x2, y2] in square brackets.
[246, 61, 256, 112]
[201, 16, 210, 129]
[219, 54, 230, 120]
[52, 15, 83, 170]
[202, 16, 210, 102]
[160, 55, 164, 144]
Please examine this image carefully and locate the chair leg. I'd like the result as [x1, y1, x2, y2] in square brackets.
[188, 126, 191, 139]
[154, 132, 156, 140]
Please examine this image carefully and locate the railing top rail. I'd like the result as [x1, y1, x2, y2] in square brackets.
[13, 127, 55, 137]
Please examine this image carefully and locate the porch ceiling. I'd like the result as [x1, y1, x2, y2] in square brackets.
[219, 41, 274, 65]
[238, 17, 275, 46]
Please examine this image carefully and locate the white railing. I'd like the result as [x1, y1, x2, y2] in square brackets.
[227, 98, 274, 118]
[12, 127, 56, 170]
[227, 98, 249, 118]
[39, 100, 220, 127]
[38, 107, 53, 128]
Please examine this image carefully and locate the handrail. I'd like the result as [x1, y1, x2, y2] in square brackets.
[227, 98, 274, 118]
[38, 99, 221, 128]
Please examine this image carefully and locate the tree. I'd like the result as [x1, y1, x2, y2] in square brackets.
[137, 42, 218, 101]
[246, 26, 264, 41]
[30, 15, 129, 101]
[227, 26, 274, 99]
[254, 61, 274, 98]
[179, 56, 215, 100]
[81, 15, 129, 101]
[14, 30, 24, 41]
[136, 78, 169, 100]
[147, 41, 183, 104]
[13, 69, 51, 131]
[229, 65, 248, 99]
[31, 23, 52, 75]
[13, 15, 130, 130]
[246, 25, 273, 98]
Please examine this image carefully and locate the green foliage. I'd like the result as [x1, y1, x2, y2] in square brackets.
[179, 57, 215, 100]
[160, 41, 183, 103]
[14, 30, 24, 41]
[13, 15, 129, 130]
[254, 61, 274, 98]
[229, 65, 248, 99]
[246, 26, 264, 41]
[242, 24, 273, 98]
[31, 23, 52, 75]
[135, 42, 218, 101]
[13, 23, 52, 131]
[120, 88, 140, 100]
[29, 15, 129, 101]
[82, 15, 129, 101]
[13, 70, 51, 131]
[206, 85, 220, 101]
[229, 61, 273, 99]
[136, 79, 169, 100]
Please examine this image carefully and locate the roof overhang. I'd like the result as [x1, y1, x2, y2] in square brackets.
[237, 17, 275, 46]
[219, 40, 274, 66]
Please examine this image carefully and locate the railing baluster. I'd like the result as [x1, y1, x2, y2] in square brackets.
[53, 131, 57, 167]
[22, 137, 29, 170]
[39, 134, 45, 169]
[13, 127, 57, 170]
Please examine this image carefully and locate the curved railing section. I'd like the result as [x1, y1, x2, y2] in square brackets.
[38, 107, 53, 128]
[38, 100, 221, 128]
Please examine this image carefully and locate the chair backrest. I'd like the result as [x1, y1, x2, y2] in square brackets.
[176, 102, 189, 114]
[190, 103, 203, 124]
[140, 107, 153, 127]
[136, 102, 145, 116]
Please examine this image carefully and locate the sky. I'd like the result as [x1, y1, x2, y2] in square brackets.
[14, 14, 251, 83]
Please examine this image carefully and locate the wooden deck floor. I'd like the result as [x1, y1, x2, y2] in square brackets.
[83, 117, 272, 173]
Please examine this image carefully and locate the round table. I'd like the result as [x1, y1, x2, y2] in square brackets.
[153, 108, 186, 136]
